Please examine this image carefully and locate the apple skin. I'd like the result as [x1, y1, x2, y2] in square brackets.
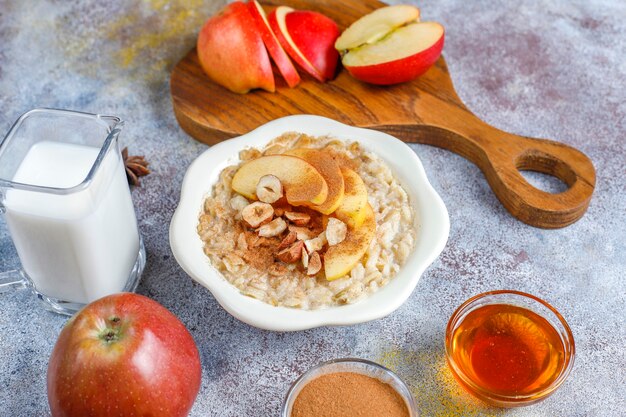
[47, 293, 201, 417]
[343, 32, 444, 85]
[284, 10, 340, 81]
[197, 1, 274, 94]
[247, 0, 301, 88]
[268, 7, 340, 82]
[268, 7, 324, 82]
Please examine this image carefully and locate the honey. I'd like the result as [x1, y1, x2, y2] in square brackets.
[448, 303, 566, 400]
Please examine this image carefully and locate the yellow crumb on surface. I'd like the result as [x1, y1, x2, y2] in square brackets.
[57, 0, 220, 83]
[378, 347, 507, 417]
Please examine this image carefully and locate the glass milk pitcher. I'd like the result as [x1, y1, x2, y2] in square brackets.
[0, 108, 145, 314]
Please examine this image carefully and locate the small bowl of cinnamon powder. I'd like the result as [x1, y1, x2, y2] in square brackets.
[282, 358, 418, 417]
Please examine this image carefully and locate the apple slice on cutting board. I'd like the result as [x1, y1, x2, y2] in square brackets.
[335, 4, 420, 51]
[269, 6, 340, 82]
[341, 21, 445, 85]
[247, 0, 301, 87]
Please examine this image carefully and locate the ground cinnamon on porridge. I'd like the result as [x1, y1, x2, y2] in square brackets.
[291, 372, 410, 417]
[197, 132, 416, 309]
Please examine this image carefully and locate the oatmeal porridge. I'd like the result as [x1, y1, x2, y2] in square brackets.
[197, 133, 416, 309]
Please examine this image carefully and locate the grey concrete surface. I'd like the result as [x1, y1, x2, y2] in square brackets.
[0, 0, 624, 416]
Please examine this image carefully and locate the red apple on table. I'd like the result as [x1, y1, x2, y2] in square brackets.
[336, 6, 445, 85]
[269, 6, 340, 82]
[47, 293, 201, 417]
[197, 1, 274, 93]
[247, 0, 301, 88]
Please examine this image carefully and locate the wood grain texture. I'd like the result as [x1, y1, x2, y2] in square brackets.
[170, 0, 595, 228]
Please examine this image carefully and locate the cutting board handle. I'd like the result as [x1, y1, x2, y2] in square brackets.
[432, 117, 596, 228]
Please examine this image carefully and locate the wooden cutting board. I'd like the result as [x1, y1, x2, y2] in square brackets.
[170, 0, 595, 229]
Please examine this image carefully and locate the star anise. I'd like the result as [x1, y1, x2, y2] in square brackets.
[122, 147, 150, 187]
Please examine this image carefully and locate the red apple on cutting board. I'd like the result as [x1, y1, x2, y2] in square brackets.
[269, 6, 340, 82]
[336, 5, 445, 85]
[47, 293, 201, 417]
[197, 1, 274, 93]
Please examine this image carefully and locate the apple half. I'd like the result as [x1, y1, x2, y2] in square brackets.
[340, 21, 444, 85]
[247, 0, 301, 88]
[268, 6, 340, 82]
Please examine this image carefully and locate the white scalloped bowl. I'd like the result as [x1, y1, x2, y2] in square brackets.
[170, 115, 449, 331]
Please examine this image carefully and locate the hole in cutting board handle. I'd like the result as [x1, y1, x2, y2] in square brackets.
[483, 138, 595, 228]
[518, 171, 569, 194]
[515, 150, 578, 194]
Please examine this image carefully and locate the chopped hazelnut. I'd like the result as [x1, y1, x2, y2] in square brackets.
[284, 211, 311, 226]
[256, 175, 283, 204]
[276, 241, 304, 263]
[241, 202, 274, 228]
[278, 231, 298, 250]
[258, 217, 287, 237]
[307, 251, 322, 275]
[326, 218, 347, 246]
[289, 225, 316, 241]
[301, 246, 309, 268]
[304, 232, 327, 253]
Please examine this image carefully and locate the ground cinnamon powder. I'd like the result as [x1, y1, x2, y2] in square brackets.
[291, 372, 410, 417]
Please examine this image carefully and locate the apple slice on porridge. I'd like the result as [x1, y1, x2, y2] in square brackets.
[197, 132, 415, 309]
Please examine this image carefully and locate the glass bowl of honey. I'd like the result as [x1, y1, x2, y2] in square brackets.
[445, 290, 575, 407]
